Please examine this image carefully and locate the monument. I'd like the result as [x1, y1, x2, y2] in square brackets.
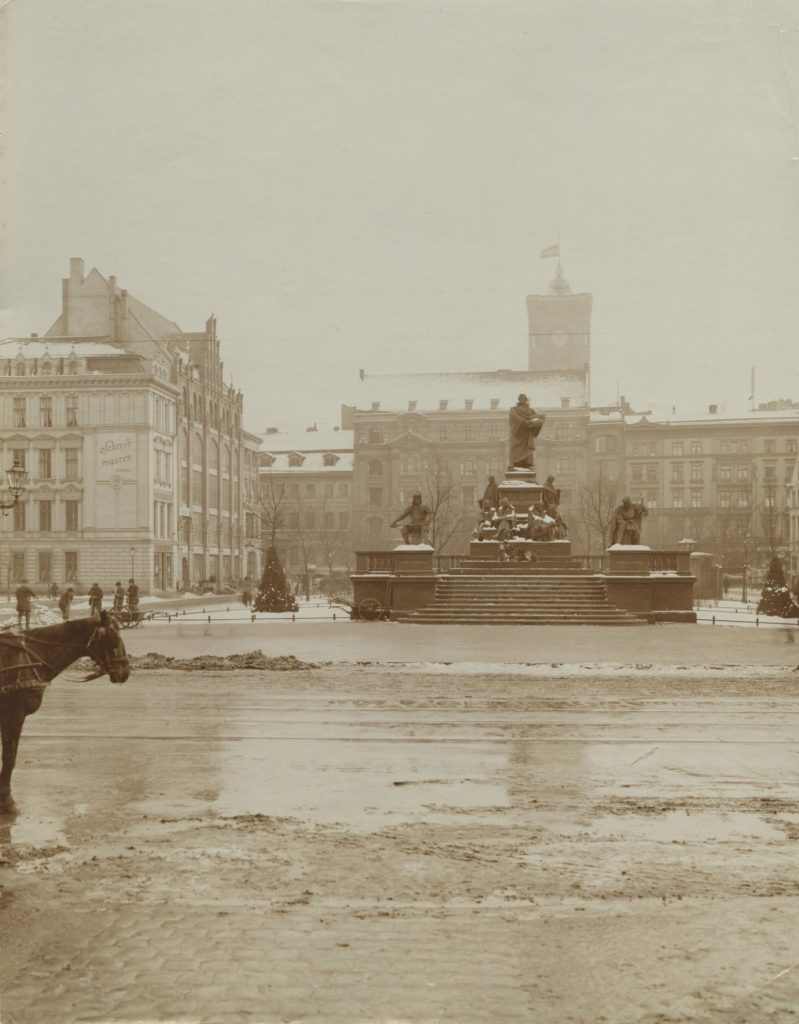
[497, 393, 546, 511]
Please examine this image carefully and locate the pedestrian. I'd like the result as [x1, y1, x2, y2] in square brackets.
[58, 587, 74, 621]
[241, 574, 253, 607]
[88, 582, 103, 617]
[15, 580, 35, 631]
[127, 578, 140, 615]
[48, 581, 60, 601]
[113, 580, 125, 614]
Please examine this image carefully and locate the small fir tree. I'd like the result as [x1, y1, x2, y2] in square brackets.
[254, 546, 298, 613]
[757, 556, 798, 618]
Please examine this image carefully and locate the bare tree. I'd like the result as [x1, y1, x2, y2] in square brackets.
[422, 458, 467, 553]
[573, 474, 618, 554]
[257, 476, 288, 550]
[758, 477, 785, 558]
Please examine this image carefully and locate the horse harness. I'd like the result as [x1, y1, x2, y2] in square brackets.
[0, 625, 123, 693]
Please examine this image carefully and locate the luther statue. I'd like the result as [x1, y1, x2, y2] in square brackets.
[508, 394, 545, 471]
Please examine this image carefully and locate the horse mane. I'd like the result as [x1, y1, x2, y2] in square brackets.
[16, 617, 99, 644]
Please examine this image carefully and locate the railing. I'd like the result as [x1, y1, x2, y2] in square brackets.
[355, 551, 395, 573]
[434, 555, 467, 572]
[648, 551, 691, 573]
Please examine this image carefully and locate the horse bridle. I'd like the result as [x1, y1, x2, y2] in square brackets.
[0, 621, 130, 680]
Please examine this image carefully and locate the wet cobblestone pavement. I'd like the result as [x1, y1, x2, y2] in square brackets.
[1, 663, 798, 1023]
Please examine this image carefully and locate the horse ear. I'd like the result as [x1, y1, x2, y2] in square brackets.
[99, 610, 110, 626]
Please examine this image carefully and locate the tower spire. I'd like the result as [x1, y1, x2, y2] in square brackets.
[549, 260, 571, 295]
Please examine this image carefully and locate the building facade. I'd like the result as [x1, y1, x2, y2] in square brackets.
[0, 258, 262, 593]
[258, 428, 353, 590]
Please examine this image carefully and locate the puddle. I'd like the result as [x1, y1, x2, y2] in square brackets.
[0, 813, 68, 849]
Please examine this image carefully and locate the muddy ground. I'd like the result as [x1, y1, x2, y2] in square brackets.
[1, 662, 798, 1023]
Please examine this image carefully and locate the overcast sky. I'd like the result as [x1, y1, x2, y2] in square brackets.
[3, 0, 798, 433]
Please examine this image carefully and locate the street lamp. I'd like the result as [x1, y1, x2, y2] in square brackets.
[742, 533, 751, 604]
[1, 459, 29, 512]
[2, 459, 29, 601]
[129, 546, 135, 580]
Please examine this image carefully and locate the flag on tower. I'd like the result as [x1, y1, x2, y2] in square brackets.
[540, 243, 560, 259]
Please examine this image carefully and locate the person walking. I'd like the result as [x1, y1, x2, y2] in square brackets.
[15, 580, 35, 631]
[58, 587, 74, 621]
[88, 582, 104, 617]
[48, 581, 60, 601]
[127, 578, 140, 615]
[113, 581, 125, 614]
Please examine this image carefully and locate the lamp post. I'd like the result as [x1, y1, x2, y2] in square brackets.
[742, 533, 751, 604]
[1, 459, 29, 600]
[129, 545, 135, 581]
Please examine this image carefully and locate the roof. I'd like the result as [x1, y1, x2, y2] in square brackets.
[260, 452, 354, 474]
[0, 337, 131, 359]
[258, 428, 354, 454]
[623, 401, 799, 428]
[356, 370, 587, 412]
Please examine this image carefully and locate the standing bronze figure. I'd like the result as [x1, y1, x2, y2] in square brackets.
[508, 394, 545, 471]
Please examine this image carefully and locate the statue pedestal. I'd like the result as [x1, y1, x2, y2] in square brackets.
[392, 544, 435, 575]
[607, 544, 652, 575]
[498, 469, 543, 512]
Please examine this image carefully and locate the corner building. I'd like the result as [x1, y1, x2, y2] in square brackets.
[0, 259, 262, 593]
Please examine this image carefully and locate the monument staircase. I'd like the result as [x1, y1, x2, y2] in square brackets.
[392, 555, 646, 626]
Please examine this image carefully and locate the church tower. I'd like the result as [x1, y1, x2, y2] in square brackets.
[526, 263, 592, 401]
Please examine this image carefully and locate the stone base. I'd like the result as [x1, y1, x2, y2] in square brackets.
[606, 545, 652, 575]
[498, 469, 543, 512]
[392, 545, 435, 575]
[470, 539, 572, 559]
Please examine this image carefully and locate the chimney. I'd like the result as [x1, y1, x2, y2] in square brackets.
[439, 400, 448, 410]
[70, 257, 84, 283]
[464, 399, 474, 410]
[371, 401, 380, 412]
[708, 404, 718, 414]
[359, 368, 365, 381]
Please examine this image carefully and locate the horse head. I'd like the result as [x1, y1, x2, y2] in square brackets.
[86, 611, 131, 684]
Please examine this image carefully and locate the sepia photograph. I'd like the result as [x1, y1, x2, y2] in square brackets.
[1, 1, 798, 1021]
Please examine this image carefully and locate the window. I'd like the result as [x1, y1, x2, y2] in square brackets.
[303, 510, 315, 529]
[322, 453, 338, 467]
[12, 449, 26, 470]
[670, 463, 684, 483]
[13, 398, 25, 428]
[764, 463, 776, 481]
[461, 458, 476, 476]
[288, 511, 299, 530]
[64, 391, 77, 423]
[367, 459, 383, 476]
[690, 491, 703, 508]
[739, 441, 749, 454]
[11, 552, 25, 582]
[368, 429, 384, 445]
[719, 465, 731, 482]
[736, 492, 750, 508]
[64, 551, 78, 581]
[556, 455, 573, 474]
[644, 493, 658, 509]
[690, 442, 702, 455]
[631, 443, 642, 456]
[338, 483, 349, 497]
[787, 439, 797, 454]
[305, 483, 315, 497]
[368, 487, 383, 506]
[39, 397, 53, 427]
[461, 486, 476, 506]
[38, 551, 52, 583]
[324, 483, 334, 497]
[338, 511, 349, 529]
[13, 502, 25, 532]
[720, 492, 731, 508]
[288, 483, 299, 497]
[646, 443, 656, 456]
[39, 500, 52, 532]
[765, 439, 776, 454]
[736, 465, 749, 482]
[323, 512, 335, 530]
[631, 465, 643, 482]
[690, 462, 702, 481]
[65, 448, 79, 480]
[672, 492, 684, 509]
[65, 501, 79, 532]
[38, 449, 52, 480]
[645, 463, 658, 482]
[672, 442, 683, 455]
[288, 452, 304, 467]
[721, 442, 728, 455]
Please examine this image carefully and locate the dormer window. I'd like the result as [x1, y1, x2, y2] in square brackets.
[41, 361, 52, 376]
[261, 453, 276, 467]
[408, 400, 417, 411]
[322, 452, 339, 467]
[288, 452, 305, 468]
[490, 398, 499, 410]
[464, 399, 473, 410]
[15, 361, 25, 377]
[67, 358, 78, 375]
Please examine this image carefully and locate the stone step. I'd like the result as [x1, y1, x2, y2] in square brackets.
[395, 615, 645, 626]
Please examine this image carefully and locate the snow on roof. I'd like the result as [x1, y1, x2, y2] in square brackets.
[356, 370, 587, 412]
[0, 337, 131, 359]
[259, 452, 354, 473]
[624, 401, 799, 427]
[258, 428, 354, 453]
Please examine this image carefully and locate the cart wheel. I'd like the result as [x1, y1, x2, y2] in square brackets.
[358, 598, 384, 621]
